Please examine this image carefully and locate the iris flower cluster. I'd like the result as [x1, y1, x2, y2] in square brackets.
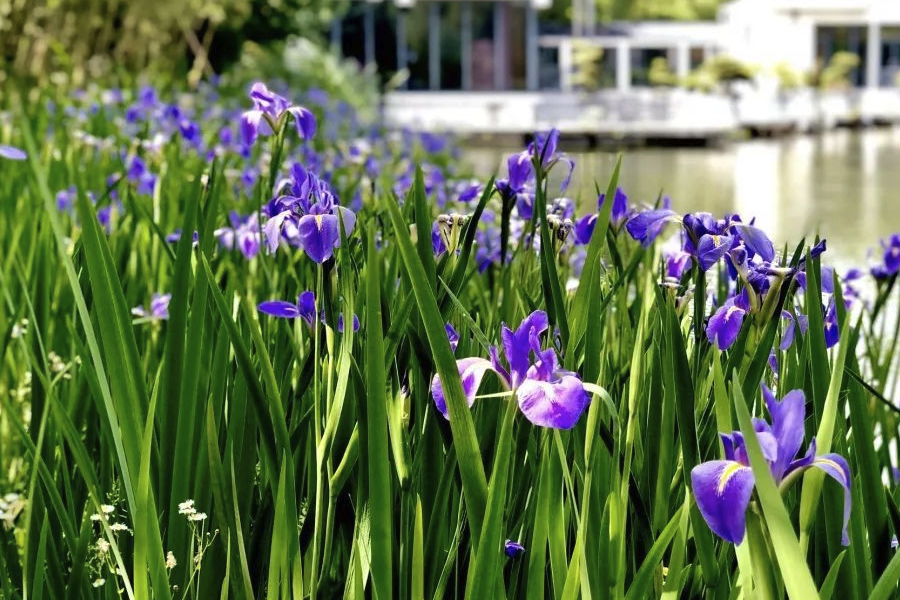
[431, 311, 589, 430]
[262, 163, 357, 263]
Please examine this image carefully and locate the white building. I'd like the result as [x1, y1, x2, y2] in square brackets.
[332, 0, 900, 136]
[721, 0, 900, 88]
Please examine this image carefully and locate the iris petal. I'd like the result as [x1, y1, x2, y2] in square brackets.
[706, 304, 746, 350]
[298, 213, 340, 263]
[811, 454, 852, 546]
[430, 357, 496, 420]
[763, 386, 806, 480]
[691, 460, 756, 544]
[516, 374, 589, 429]
[0, 145, 27, 160]
[258, 301, 302, 319]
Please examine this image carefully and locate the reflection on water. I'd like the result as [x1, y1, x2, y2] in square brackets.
[465, 128, 900, 269]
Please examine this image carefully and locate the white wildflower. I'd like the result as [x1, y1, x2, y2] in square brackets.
[100, 504, 115, 514]
[187, 512, 207, 522]
[165, 551, 177, 569]
[92, 578, 105, 588]
[109, 523, 131, 533]
[96, 539, 110, 554]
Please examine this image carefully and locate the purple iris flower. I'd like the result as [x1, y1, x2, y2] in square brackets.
[0, 145, 26, 160]
[577, 188, 633, 245]
[529, 128, 574, 191]
[259, 291, 359, 332]
[495, 151, 536, 220]
[216, 212, 261, 259]
[706, 290, 750, 351]
[665, 250, 692, 281]
[127, 156, 157, 196]
[432, 221, 447, 256]
[882, 234, 900, 275]
[824, 300, 840, 349]
[430, 310, 590, 430]
[241, 82, 316, 146]
[691, 385, 851, 545]
[263, 166, 355, 262]
[625, 209, 679, 247]
[132, 293, 171, 321]
[504, 540, 525, 558]
[56, 186, 77, 212]
[259, 291, 317, 322]
[296, 209, 354, 263]
[600, 187, 632, 227]
[780, 310, 809, 350]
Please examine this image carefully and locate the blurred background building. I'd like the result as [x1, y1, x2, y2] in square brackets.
[328, 0, 900, 140]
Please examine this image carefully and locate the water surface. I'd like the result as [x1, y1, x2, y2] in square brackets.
[466, 128, 900, 270]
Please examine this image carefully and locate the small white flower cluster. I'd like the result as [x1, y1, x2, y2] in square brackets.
[47, 351, 79, 380]
[166, 551, 177, 569]
[178, 499, 207, 522]
[10, 318, 28, 339]
[0, 493, 25, 528]
[90, 504, 131, 534]
[10, 371, 32, 398]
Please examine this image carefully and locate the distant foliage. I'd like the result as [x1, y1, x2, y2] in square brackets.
[809, 51, 861, 90]
[227, 37, 381, 120]
[0, 0, 347, 85]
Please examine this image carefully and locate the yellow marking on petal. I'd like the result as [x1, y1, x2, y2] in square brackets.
[814, 458, 846, 485]
[717, 462, 745, 495]
[726, 306, 743, 319]
[315, 215, 324, 229]
[713, 235, 721, 247]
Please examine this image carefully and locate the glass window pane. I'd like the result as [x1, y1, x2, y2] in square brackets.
[441, 3, 462, 90]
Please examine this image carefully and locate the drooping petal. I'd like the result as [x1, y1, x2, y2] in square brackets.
[0, 145, 27, 160]
[574, 214, 598, 245]
[811, 453, 852, 546]
[763, 386, 806, 480]
[516, 374, 589, 429]
[706, 304, 746, 351]
[263, 210, 293, 255]
[240, 109, 264, 146]
[287, 106, 317, 139]
[430, 357, 496, 420]
[734, 224, 775, 263]
[334, 206, 357, 237]
[298, 213, 340, 263]
[625, 209, 678, 248]
[696, 234, 733, 271]
[258, 300, 301, 319]
[690, 460, 756, 544]
[507, 151, 533, 192]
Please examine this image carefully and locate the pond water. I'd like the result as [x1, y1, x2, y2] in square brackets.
[466, 127, 900, 271]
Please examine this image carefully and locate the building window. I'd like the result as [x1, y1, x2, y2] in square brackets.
[815, 26, 867, 88]
[441, 3, 463, 90]
[405, 4, 430, 90]
[538, 46, 560, 89]
[630, 48, 672, 87]
[882, 27, 900, 87]
[471, 2, 496, 90]
[690, 46, 705, 70]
